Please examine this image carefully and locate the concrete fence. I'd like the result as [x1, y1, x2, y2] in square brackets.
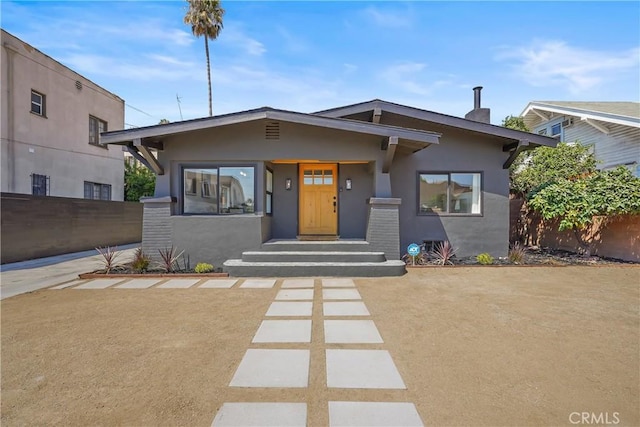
[1, 193, 142, 264]
[510, 197, 640, 262]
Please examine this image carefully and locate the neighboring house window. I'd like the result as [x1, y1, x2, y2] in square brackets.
[550, 123, 562, 138]
[265, 168, 273, 215]
[31, 173, 49, 196]
[418, 172, 481, 215]
[183, 166, 255, 215]
[84, 181, 111, 200]
[31, 90, 46, 117]
[89, 116, 108, 146]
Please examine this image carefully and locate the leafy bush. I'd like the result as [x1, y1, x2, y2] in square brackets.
[431, 241, 457, 265]
[194, 262, 214, 273]
[131, 247, 151, 273]
[476, 253, 494, 265]
[158, 246, 185, 273]
[508, 243, 526, 264]
[95, 246, 121, 273]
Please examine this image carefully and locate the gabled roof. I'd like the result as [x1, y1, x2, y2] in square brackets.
[520, 101, 640, 130]
[315, 99, 558, 147]
[101, 106, 440, 149]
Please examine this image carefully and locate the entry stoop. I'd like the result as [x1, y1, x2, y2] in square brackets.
[223, 240, 406, 277]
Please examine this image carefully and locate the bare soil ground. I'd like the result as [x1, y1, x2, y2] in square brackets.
[2, 266, 639, 426]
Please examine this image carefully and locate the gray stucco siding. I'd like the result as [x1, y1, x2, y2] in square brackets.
[391, 130, 510, 258]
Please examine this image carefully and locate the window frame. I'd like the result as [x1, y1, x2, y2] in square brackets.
[416, 171, 483, 216]
[84, 181, 111, 200]
[265, 167, 274, 216]
[31, 173, 49, 196]
[30, 90, 46, 117]
[181, 164, 257, 216]
[89, 115, 108, 147]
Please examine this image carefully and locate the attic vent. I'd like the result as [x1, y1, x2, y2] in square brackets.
[75, 80, 83, 90]
[265, 121, 280, 140]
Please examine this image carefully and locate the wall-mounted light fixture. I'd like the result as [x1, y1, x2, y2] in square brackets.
[285, 178, 292, 190]
[345, 178, 352, 190]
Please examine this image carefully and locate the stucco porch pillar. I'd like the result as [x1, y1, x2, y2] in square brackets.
[366, 197, 401, 260]
[141, 196, 175, 260]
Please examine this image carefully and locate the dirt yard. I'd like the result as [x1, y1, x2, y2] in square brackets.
[2, 266, 638, 426]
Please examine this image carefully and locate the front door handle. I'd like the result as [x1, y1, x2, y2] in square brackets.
[333, 201, 337, 213]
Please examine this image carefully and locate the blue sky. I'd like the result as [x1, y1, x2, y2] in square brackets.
[3, 1, 639, 128]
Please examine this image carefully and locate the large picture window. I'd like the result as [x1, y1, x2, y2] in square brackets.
[183, 166, 255, 214]
[418, 172, 481, 215]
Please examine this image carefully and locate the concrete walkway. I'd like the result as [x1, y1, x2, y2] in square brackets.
[0, 244, 139, 300]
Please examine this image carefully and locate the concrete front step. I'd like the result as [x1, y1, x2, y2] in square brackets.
[242, 251, 386, 263]
[261, 240, 371, 252]
[222, 260, 406, 277]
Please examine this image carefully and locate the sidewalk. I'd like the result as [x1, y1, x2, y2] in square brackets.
[0, 244, 139, 300]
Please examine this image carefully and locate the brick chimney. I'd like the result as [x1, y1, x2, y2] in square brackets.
[464, 86, 491, 124]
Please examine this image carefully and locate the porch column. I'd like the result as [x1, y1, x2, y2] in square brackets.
[141, 196, 175, 260]
[366, 197, 401, 260]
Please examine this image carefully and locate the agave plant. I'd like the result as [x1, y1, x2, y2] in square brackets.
[430, 241, 457, 265]
[95, 246, 121, 274]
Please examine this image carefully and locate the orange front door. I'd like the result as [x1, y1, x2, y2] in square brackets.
[299, 164, 338, 235]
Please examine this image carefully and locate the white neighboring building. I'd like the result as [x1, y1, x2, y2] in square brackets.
[1, 29, 125, 200]
[521, 101, 640, 176]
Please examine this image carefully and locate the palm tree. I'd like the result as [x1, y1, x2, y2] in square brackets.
[184, 0, 225, 117]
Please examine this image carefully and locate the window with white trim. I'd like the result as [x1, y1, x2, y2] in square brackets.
[183, 166, 255, 215]
[418, 172, 481, 215]
[31, 90, 46, 117]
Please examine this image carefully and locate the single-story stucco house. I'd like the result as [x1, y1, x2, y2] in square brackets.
[101, 87, 557, 276]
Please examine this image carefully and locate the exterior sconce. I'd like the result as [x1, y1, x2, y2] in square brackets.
[345, 178, 352, 190]
[285, 178, 292, 190]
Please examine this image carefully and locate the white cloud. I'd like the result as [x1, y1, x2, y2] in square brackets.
[276, 27, 309, 53]
[362, 5, 413, 29]
[380, 62, 453, 96]
[496, 40, 640, 94]
[62, 53, 202, 82]
[220, 26, 266, 56]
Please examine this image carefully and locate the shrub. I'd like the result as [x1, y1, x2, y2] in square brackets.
[95, 246, 121, 274]
[508, 243, 526, 264]
[131, 247, 151, 273]
[476, 253, 494, 265]
[194, 262, 214, 273]
[431, 241, 457, 265]
[402, 252, 427, 265]
[158, 246, 185, 273]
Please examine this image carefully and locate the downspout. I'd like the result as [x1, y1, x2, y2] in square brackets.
[3, 41, 17, 192]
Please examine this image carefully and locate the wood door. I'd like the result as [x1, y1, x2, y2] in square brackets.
[299, 164, 338, 235]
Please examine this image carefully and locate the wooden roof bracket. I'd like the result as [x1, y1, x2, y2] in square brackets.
[382, 136, 398, 173]
[503, 139, 530, 169]
[133, 138, 164, 175]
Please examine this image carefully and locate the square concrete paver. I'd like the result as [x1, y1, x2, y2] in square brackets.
[50, 280, 86, 290]
[212, 402, 307, 427]
[74, 279, 123, 289]
[275, 289, 314, 301]
[281, 279, 315, 289]
[199, 279, 238, 289]
[157, 279, 199, 289]
[323, 302, 370, 316]
[265, 302, 313, 317]
[252, 320, 312, 343]
[323, 289, 361, 300]
[328, 402, 423, 427]
[322, 278, 355, 288]
[230, 349, 310, 388]
[116, 279, 161, 289]
[326, 349, 406, 389]
[324, 320, 383, 344]
[240, 279, 276, 289]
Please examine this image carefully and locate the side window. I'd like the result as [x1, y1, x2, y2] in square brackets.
[89, 116, 108, 146]
[418, 172, 481, 215]
[31, 90, 46, 117]
[31, 173, 49, 196]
